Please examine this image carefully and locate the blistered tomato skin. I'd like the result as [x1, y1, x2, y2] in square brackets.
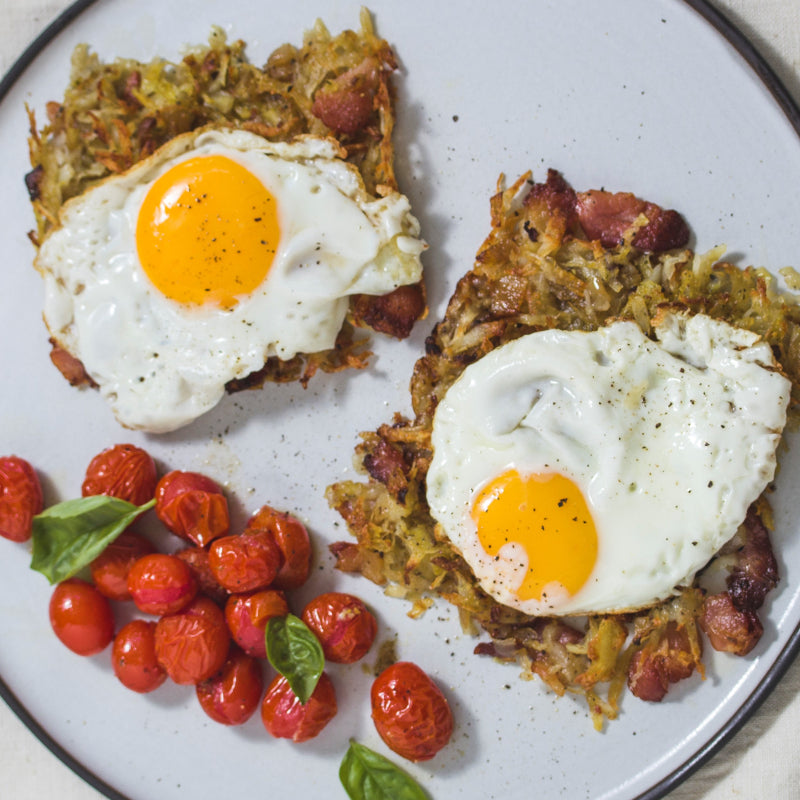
[261, 672, 337, 742]
[112, 619, 167, 693]
[208, 529, 283, 593]
[127, 553, 198, 615]
[371, 662, 454, 762]
[155, 470, 229, 547]
[301, 592, 377, 663]
[0, 455, 43, 543]
[196, 648, 264, 725]
[90, 530, 156, 601]
[225, 589, 289, 658]
[81, 444, 157, 506]
[246, 505, 312, 590]
[154, 596, 230, 685]
[175, 546, 229, 605]
[49, 579, 115, 656]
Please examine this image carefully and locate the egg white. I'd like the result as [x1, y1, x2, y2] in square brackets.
[35, 128, 425, 433]
[426, 312, 791, 616]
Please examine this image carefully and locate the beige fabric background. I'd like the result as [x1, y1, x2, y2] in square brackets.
[0, 1, 798, 798]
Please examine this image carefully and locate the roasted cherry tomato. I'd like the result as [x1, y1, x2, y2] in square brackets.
[154, 596, 230, 685]
[175, 546, 229, 605]
[196, 648, 264, 725]
[155, 470, 229, 547]
[127, 553, 198, 615]
[0, 455, 43, 542]
[81, 444, 157, 506]
[224, 589, 289, 659]
[90, 529, 156, 601]
[246, 505, 311, 590]
[301, 592, 377, 663]
[261, 672, 337, 742]
[370, 662, 454, 762]
[208, 529, 283, 593]
[112, 619, 167, 693]
[49, 578, 115, 656]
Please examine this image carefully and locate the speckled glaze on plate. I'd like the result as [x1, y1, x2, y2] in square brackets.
[1, 2, 799, 798]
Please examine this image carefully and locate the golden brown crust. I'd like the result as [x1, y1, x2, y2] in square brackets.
[327, 169, 800, 727]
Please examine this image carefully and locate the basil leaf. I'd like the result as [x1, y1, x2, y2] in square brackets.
[265, 613, 324, 704]
[31, 495, 155, 584]
[339, 741, 430, 800]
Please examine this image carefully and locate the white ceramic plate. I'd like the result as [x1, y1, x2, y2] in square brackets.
[2, 1, 799, 798]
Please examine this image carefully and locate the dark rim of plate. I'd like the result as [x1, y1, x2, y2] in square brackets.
[1, 1, 799, 799]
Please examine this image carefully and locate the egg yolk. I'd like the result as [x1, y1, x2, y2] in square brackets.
[136, 154, 280, 309]
[471, 470, 598, 602]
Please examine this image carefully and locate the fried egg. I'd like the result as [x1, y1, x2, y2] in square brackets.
[35, 128, 425, 433]
[426, 312, 790, 616]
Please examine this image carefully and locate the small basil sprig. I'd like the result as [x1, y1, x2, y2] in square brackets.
[265, 613, 324, 704]
[30, 495, 155, 584]
[340, 740, 430, 800]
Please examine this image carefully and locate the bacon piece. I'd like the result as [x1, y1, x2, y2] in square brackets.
[698, 506, 777, 657]
[328, 541, 364, 573]
[523, 168, 578, 223]
[364, 440, 407, 485]
[311, 58, 381, 134]
[475, 617, 583, 661]
[524, 170, 689, 252]
[627, 623, 700, 702]
[627, 649, 669, 702]
[550, 618, 584, 647]
[699, 591, 763, 656]
[631, 207, 690, 252]
[312, 86, 373, 134]
[575, 190, 689, 252]
[351, 284, 426, 339]
[363, 439, 411, 502]
[24, 165, 44, 201]
[497, 617, 583, 649]
[728, 507, 779, 612]
[49, 343, 96, 387]
[575, 190, 646, 248]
